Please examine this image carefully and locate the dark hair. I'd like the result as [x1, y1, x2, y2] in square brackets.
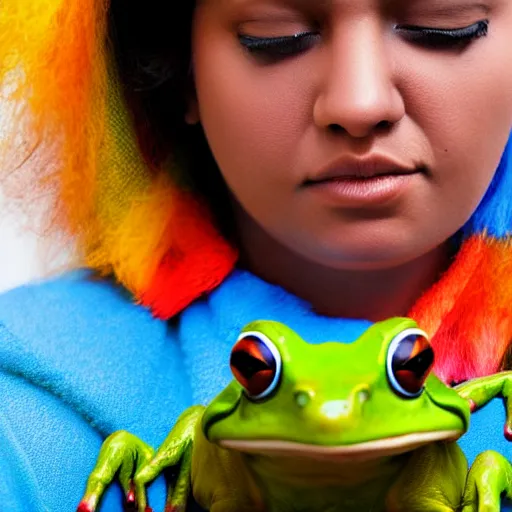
[108, 0, 235, 235]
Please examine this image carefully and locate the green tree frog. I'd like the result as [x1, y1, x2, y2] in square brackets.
[77, 318, 512, 512]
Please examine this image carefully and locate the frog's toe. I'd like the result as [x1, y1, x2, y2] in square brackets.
[505, 424, 512, 441]
[121, 481, 154, 512]
[124, 480, 136, 506]
[76, 500, 95, 512]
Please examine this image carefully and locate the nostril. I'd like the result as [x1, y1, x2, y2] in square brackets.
[358, 389, 371, 404]
[376, 120, 393, 131]
[328, 123, 345, 134]
[327, 120, 393, 136]
[294, 390, 314, 408]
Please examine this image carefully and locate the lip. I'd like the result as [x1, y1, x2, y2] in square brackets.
[306, 154, 419, 184]
[302, 154, 422, 207]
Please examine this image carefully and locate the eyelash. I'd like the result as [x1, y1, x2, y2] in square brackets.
[238, 19, 489, 60]
[238, 32, 321, 59]
[395, 19, 489, 49]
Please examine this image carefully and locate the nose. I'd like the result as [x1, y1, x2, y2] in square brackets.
[313, 21, 405, 139]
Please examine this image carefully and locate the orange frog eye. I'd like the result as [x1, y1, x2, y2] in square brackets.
[386, 328, 434, 398]
[230, 332, 282, 400]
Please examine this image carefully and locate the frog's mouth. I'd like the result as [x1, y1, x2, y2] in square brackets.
[219, 429, 462, 461]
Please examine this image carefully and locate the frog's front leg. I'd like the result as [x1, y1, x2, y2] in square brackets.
[133, 405, 205, 512]
[454, 371, 512, 439]
[460, 450, 512, 512]
[76, 430, 155, 512]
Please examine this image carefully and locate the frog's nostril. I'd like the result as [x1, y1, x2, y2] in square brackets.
[294, 390, 314, 408]
[358, 389, 371, 404]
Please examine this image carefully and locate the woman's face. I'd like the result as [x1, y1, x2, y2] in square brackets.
[190, 0, 512, 270]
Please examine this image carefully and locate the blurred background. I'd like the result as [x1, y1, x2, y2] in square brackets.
[0, 188, 73, 294]
[0, 85, 74, 294]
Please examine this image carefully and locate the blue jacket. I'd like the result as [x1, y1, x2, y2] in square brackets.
[0, 270, 510, 511]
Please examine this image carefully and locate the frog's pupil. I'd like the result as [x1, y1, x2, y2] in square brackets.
[391, 334, 434, 394]
[403, 350, 434, 374]
[230, 351, 272, 379]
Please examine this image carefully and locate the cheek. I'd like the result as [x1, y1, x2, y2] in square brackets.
[397, 33, 512, 208]
[192, 29, 315, 197]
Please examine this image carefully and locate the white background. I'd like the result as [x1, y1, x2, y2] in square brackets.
[0, 189, 72, 294]
[0, 89, 74, 294]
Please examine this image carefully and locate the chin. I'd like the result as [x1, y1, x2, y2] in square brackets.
[302, 245, 431, 272]
[296, 229, 450, 272]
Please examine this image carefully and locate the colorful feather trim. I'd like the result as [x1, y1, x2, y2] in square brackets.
[0, 0, 237, 318]
[409, 235, 512, 383]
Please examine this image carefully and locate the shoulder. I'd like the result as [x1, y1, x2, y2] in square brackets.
[0, 270, 191, 511]
[0, 269, 194, 440]
[0, 269, 152, 343]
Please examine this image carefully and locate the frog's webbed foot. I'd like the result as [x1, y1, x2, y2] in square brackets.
[76, 430, 155, 512]
[460, 450, 512, 512]
[454, 371, 512, 440]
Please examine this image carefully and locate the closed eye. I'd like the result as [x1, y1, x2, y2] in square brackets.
[238, 32, 320, 62]
[238, 19, 489, 62]
[395, 19, 489, 50]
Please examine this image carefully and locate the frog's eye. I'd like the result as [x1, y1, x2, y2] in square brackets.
[386, 328, 434, 398]
[230, 331, 282, 400]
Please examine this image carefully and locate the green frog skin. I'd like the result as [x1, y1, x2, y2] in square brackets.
[77, 318, 512, 512]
